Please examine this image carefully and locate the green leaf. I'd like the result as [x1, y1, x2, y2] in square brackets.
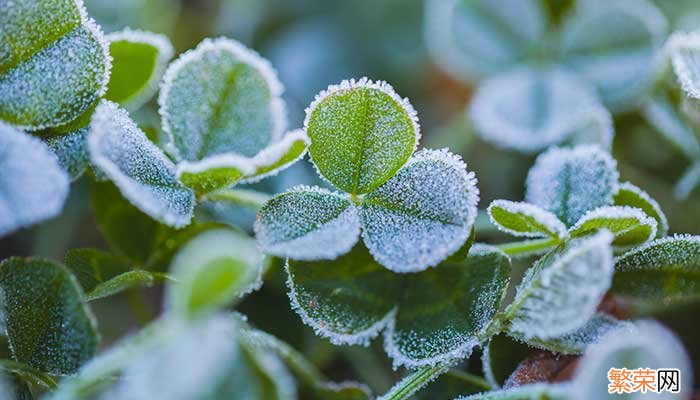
[241, 129, 310, 184]
[667, 30, 700, 99]
[304, 78, 419, 195]
[481, 334, 533, 388]
[105, 29, 173, 110]
[525, 145, 619, 227]
[569, 206, 657, 246]
[456, 383, 569, 400]
[612, 235, 700, 312]
[287, 244, 510, 368]
[559, 0, 667, 111]
[0, 257, 98, 375]
[0, 359, 57, 390]
[0, 123, 70, 237]
[159, 37, 286, 160]
[86, 270, 166, 301]
[255, 186, 360, 261]
[424, 0, 546, 81]
[46, 127, 89, 181]
[176, 155, 254, 195]
[488, 200, 568, 240]
[166, 228, 264, 317]
[360, 149, 479, 273]
[88, 100, 195, 228]
[0, 0, 110, 130]
[613, 182, 668, 237]
[504, 231, 614, 340]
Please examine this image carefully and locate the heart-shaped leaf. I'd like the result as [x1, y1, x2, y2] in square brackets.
[525, 145, 619, 227]
[505, 231, 614, 340]
[612, 235, 700, 312]
[166, 228, 264, 318]
[360, 149, 479, 273]
[613, 182, 668, 237]
[0, 123, 69, 237]
[569, 206, 657, 246]
[559, 0, 667, 111]
[424, 0, 546, 82]
[0, 0, 110, 130]
[488, 200, 568, 240]
[88, 100, 195, 228]
[105, 29, 174, 110]
[469, 67, 612, 153]
[255, 186, 360, 261]
[287, 244, 510, 368]
[46, 127, 89, 180]
[667, 30, 700, 99]
[304, 78, 419, 195]
[159, 37, 286, 160]
[0, 257, 98, 375]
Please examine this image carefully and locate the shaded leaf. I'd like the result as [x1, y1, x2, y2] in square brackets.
[569, 206, 657, 246]
[241, 129, 310, 184]
[525, 145, 618, 227]
[360, 149, 479, 273]
[0, 123, 69, 237]
[481, 334, 533, 388]
[667, 29, 700, 99]
[255, 186, 360, 261]
[46, 128, 89, 180]
[0, 0, 110, 129]
[305, 78, 419, 195]
[488, 200, 568, 240]
[105, 29, 173, 110]
[86, 270, 166, 301]
[0, 257, 98, 375]
[613, 182, 668, 237]
[505, 231, 614, 339]
[88, 100, 195, 228]
[0, 359, 57, 390]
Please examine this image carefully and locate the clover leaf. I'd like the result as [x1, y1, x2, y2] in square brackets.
[569, 206, 657, 246]
[487, 200, 568, 240]
[613, 182, 669, 237]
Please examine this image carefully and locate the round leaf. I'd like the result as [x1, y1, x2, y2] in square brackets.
[0, 123, 69, 237]
[525, 145, 619, 227]
[360, 149, 479, 273]
[488, 200, 568, 240]
[159, 37, 286, 160]
[0, 0, 111, 130]
[304, 78, 420, 195]
[0, 257, 98, 375]
[569, 206, 657, 246]
[255, 186, 360, 261]
[613, 182, 668, 237]
[88, 100, 195, 228]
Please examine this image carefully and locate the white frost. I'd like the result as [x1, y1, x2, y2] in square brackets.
[615, 181, 669, 237]
[666, 29, 700, 99]
[488, 199, 568, 239]
[569, 205, 657, 245]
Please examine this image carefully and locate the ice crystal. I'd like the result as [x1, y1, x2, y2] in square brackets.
[615, 233, 700, 270]
[667, 30, 700, 99]
[614, 182, 669, 237]
[488, 199, 568, 239]
[569, 206, 657, 246]
[46, 127, 89, 180]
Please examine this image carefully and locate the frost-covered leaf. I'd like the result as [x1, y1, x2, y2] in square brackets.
[304, 78, 419, 195]
[642, 93, 700, 160]
[0, 0, 110, 129]
[88, 100, 195, 228]
[559, 0, 668, 111]
[469, 67, 612, 153]
[481, 334, 533, 388]
[0, 257, 98, 375]
[424, 0, 546, 82]
[159, 37, 285, 160]
[667, 30, 700, 99]
[166, 228, 264, 318]
[46, 128, 89, 180]
[241, 129, 310, 184]
[86, 270, 166, 301]
[572, 320, 692, 400]
[525, 145, 619, 227]
[360, 149, 479, 273]
[614, 182, 668, 237]
[105, 29, 173, 110]
[488, 200, 568, 240]
[385, 244, 510, 368]
[286, 243, 399, 346]
[612, 235, 700, 312]
[569, 206, 657, 246]
[457, 383, 569, 400]
[255, 186, 360, 261]
[508, 313, 628, 355]
[0, 123, 69, 237]
[176, 154, 255, 195]
[505, 231, 614, 340]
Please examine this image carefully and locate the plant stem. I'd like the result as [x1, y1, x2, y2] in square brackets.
[497, 237, 558, 256]
[202, 188, 271, 210]
[378, 364, 447, 400]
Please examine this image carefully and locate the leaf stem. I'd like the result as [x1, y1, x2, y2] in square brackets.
[202, 188, 271, 210]
[497, 237, 558, 256]
[378, 364, 447, 400]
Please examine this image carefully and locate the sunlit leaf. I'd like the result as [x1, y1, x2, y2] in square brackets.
[360, 149, 479, 273]
[88, 100, 195, 228]
[46, 127, 89, 180]
[0, 123, 69, 237]
[255, 186, 360, 261]
[105, 29, 173, 110]
[0, 257, 98, 375]
[525, 145, 619, 227]
[613, 182, 668, 237]
[488, 200, 568, 240]
[304, 78, 419, 195]
[0, 0, 110, 129]
[569, 206, 657, 246]
[505, 231, 614, 339]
